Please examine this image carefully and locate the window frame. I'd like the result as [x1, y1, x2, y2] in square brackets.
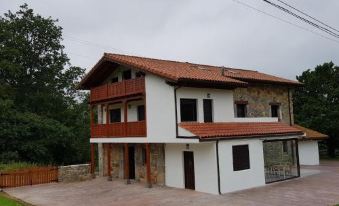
[232, 144, 250, 171]
[122, 70, 132, 80]
[109, 108, 121, 123]
[235, 103, 247, 118]
[203, 99, 213, 123]
[270, 104, 280, 118]
[180, 98, 198, 122]
[137, 105, 145, 121]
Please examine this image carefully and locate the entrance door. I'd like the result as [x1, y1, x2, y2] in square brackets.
[128, 146, 135, 179]
[184, 151, 195, 190]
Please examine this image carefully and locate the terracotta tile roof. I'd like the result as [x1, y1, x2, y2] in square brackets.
[293, 124, 328, 140]
[104, 53, 247, 85]
[78, 53, 301, 89]
[179, 122, 303, 140]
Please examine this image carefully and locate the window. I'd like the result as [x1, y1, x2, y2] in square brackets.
[109, 108, 121, 123]
[203, 99, 213, 122]
[180, 99, 197, 122]
[282, 141, 288, 153]
[135, 71, 145, 78]
[111, 77, 119, 83]
[232, 145, 250, 171]
[271, 105, 280, 118]
[122, 70, 132, 80]
[137, 105, 145, 121]
[236, 104, 247, 118]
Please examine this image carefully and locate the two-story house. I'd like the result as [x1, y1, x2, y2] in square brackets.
[78, 53, 327, 194]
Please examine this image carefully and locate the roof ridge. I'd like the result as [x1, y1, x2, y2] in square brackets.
[105, 52, 260, 73]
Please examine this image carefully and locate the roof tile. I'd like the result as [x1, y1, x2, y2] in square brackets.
[179, 122, 303, 140]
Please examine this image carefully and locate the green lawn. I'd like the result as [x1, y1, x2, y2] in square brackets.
[0, 192, 33, 206]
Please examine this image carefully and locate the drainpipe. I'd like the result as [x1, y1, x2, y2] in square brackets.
[287, 88, 292, 126]
[216, 140, 221, 195]
[174, 86, 181, 137]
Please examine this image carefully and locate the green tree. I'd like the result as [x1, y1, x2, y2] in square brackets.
[0, 4, 89, 165]
[294, 62, 339, 157]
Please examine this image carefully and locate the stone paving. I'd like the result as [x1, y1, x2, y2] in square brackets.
[5, 161, 339, 206]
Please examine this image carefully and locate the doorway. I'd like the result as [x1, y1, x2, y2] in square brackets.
[183, 151, 195, 190]
[128, 146, 135, 179]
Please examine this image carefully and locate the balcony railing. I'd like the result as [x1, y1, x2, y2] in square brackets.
[91, 121, 146, 137]
[90, 77, 145, 102]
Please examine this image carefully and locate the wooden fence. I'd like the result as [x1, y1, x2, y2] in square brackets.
[0, 166, 58, 188]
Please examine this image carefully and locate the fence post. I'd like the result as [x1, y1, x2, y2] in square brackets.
[30, 169, 33, 186]
[0, 173, 3, 191]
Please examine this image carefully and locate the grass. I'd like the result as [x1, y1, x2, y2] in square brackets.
[0, 192, 33, 206]
[0, 162, 38, 172]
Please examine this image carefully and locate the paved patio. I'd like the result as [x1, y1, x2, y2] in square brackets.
[5, 161, 339, 206]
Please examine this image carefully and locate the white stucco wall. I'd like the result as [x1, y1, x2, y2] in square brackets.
[165, 143, 219, 194]
[145, 74, 176, 141]
[298, 140, 320, 165]
[176, 87, 234, 123]
[218, 139, 266, 193]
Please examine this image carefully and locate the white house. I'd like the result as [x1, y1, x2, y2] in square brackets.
[78, 53, 327, 194]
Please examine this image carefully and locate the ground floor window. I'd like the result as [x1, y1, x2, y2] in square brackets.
[263, 139, 299, 183]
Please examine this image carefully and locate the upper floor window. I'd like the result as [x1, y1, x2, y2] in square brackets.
[234, 101, 248, 118]
[111, 77, 118, 83]
[137, 105, 145, 121]
[233, 145, 250, 171]
[203, 99, 213, 122]
[135, 71, 145, 78]
[180, 99, 197, 122]
[109, 108, 121, 123]
[270, 104, 280, 118]
[122, 70, 132, 80]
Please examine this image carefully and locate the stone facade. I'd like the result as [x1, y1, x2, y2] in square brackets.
[58, 164, 91, 182]
[233, 85, 294, 124]
[263, 140, 297, 167]
[101, 143, 165, 185]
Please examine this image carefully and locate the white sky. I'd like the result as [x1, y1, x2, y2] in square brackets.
[1, 0, 339, 80]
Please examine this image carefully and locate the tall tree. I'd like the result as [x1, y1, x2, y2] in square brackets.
[0, 4, 89, 165]
[294, 62, 339, 157]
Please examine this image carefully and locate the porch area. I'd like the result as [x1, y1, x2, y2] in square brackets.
[90, 143, 165, 188]
[263, 139, 300, 183]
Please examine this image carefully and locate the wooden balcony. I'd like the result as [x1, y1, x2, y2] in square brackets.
[90, 77, 145, 102]
[91, 121, 146, 137]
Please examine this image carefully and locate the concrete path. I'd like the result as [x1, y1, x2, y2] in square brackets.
[5, 161, 339, 206]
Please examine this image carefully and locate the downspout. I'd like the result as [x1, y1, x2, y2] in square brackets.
[216, 140, 221, 195]
[174, 86, 181, 137]
[287, 87, 292, 126]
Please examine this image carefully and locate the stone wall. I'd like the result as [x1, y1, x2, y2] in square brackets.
[58, 164, 91, 182]
[233, 85, 294, 124]
[102, 143, 165, 185]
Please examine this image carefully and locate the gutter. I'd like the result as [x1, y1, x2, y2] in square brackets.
[216, 140, 221, 195]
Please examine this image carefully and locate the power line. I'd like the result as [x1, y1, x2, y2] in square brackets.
[231, 0, 339, 44]
[275, 0, 339, 33]
[263, 0, 339, 39]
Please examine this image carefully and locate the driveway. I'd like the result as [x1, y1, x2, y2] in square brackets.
[5, 161, 339, 206]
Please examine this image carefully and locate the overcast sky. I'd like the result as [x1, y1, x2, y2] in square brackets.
[1, 0, 339, 80]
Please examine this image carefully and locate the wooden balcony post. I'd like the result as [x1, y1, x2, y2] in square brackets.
[124, 100, 128, 136]
[107, 144, 112, 181]
[90, 105, 94, 126]
[124, 143, 130, 184]
[146, 143, 152, 188]
[90, 143, 96, 178]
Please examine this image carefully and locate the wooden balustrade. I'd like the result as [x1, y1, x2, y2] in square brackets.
[90, 77, 145, 102]
[91, 121, 146, 137]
